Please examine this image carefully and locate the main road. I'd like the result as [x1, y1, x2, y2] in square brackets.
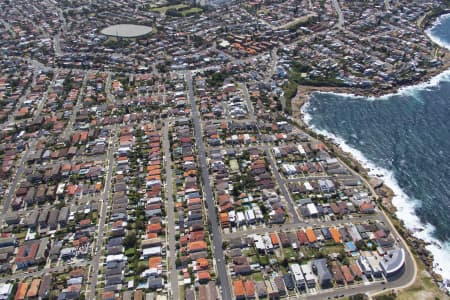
[0, 143, 34, 219]
[241, 84, 300, 223]
[185, 71, 232, 300]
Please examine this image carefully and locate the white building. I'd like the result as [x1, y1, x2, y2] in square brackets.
[143, 246, 162, 258]
[245, 209, 256, 224]
[290, 263, 306, 290]
[357, 256, 372, 277]
[304, 181, 313, 192]
[380, 248, 405, 278]
[298, 145, 306, 156]
[301, 263, 316, 288]
[306, 203, 318, 217]
[236, 211, 246, 226]
[0, 283, 12, 300]
[253, 235, 265, 253]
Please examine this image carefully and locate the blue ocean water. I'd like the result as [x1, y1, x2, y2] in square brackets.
[304, 14, 450, 282]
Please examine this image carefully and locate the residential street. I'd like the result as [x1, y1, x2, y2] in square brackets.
[162, 121, 179, 300]
[87, 125, 118, 300]
[186, 71, 232, 300]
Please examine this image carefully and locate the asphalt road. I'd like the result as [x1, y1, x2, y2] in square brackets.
[88, 126, 117, 300]
[185, 71, 232, 300]
[63, 72, 88, 139]
[0, 144, 32, 217]
[241, 85, 300, 223]
[0, 261, 90, 284]
[337, 156, 418, 295]
[0, 71, 58, 217]
[223, 214, 380, 240]
[332, 0, 345, 28]
[162, 121, 179, 300]
[265, 149, 301, 223]
[241, 83, 256, 121]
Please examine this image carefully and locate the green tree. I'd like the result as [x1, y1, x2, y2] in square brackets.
[124, 231, 137, 248]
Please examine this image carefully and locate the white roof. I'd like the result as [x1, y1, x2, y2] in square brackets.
[304, 181, 313, 191]
[307, 203, 318, 215]
[253, 235, 265, 250]
[0, 283, 12, 297]
[143, 246, 162, 256]
[380, 248, 405, 275]
[219, 40, 230, 47]
[290, 263, 304, 282]
[237, 211, 246, 222]
[298, 145, 306, 155]
[301, 264, 315, 281]
[245, 209, 255, 220]
[106, 254, 126, 263]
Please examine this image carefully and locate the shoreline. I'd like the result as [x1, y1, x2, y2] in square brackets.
[288, 21, 450, 294]
[290, 48, 450, 121]
[293, 92, 447, 290]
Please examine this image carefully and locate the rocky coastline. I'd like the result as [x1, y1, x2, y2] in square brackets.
[284, 17, 450, 290]
[288, 55, 450, 292]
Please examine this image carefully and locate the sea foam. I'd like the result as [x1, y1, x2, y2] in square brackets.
[306, 66, 450, 102]
[302, 100, 450, 291]
[426, 13, 450, 49]
[301, 13, 450, 289]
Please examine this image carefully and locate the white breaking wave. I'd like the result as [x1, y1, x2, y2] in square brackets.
[300, 13, 450, 288]
[304, 16, 450, 103]
[301, 97, 450, 288]
[308, 67, 450, 102]
[426, 13, 450, 49]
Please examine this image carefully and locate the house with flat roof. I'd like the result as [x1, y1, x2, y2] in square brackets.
[301, 263, 316, 289]
[0, 283, 13, 300]
[312, 258, 332, 289]
[380, 248, 405, 279]
[290, 263, 306, 290]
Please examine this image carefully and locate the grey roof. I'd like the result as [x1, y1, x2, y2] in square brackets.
[122, 291, 132, 300]
[106, 274, 123, 286]
[38, 274, 52, 298]
[5, 212, 20, 224]
[255, 281, 267, 297]
[36, 238, 49, 260]
[58, 207, 69, 222]
[0, 246, 14, 255]
[48, 209, 60, 226]
[25, 210, 39, 227]
[147, 277, 163, 289]
[38, 209, 49, 223]
[0, 237, 16, 247]
[380, 248, 405, 275]
[185, 289, 195, 300]
[312, 258, 332, 282]
[67, 277, 83, 285]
